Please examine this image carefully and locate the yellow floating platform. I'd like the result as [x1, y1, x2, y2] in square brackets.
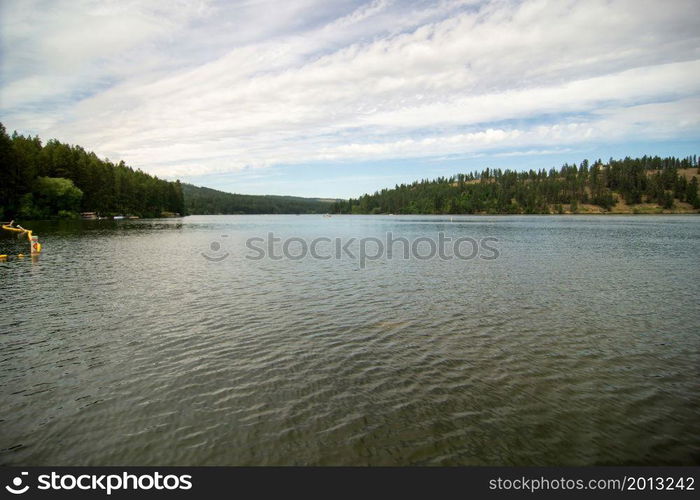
[2, 223, 42, 255]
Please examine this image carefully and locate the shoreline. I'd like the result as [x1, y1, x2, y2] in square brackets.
[9, 211, 700, 222]
[131, 212, 700, 217]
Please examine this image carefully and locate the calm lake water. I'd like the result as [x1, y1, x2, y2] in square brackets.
[1, 215, 699, 465]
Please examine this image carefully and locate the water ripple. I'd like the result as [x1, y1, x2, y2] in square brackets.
[1, 215, 699, 465]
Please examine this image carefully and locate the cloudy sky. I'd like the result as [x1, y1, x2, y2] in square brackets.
[1, 0, 699, 198]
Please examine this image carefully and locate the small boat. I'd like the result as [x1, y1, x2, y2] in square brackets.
[113, 215, 125, 220]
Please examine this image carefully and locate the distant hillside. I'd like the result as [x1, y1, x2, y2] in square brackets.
[332, 156, 700, 215]
[182, 183, 337, 214]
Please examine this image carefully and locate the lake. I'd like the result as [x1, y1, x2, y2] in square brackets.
[1, 215, 699, 465]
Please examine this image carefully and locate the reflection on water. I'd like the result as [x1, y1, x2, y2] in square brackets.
[1, 215, 699, 465]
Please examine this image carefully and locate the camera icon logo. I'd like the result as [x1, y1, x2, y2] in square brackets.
[5, 472, 29, 494]
[201, 234, 230, 261]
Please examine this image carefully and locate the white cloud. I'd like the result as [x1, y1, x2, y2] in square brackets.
[1, 0, 699, 181]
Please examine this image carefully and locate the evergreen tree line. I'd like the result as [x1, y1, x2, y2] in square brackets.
[0, 123, 185, 219]
[182, 183, 335, 214]
[332, 156, 700, 215]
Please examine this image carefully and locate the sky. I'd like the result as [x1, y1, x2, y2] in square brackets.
[1, 0, 699, 199]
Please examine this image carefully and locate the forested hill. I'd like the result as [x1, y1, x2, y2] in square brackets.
[182, 183, 336, 214]
[4, 123, 697, 219]
[332, 156, 700, 215]
[0, 123, 185, 219]
[0, 123, 335, 219]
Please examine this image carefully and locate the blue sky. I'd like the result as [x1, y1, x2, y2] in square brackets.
[1, 0, 699, 199]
